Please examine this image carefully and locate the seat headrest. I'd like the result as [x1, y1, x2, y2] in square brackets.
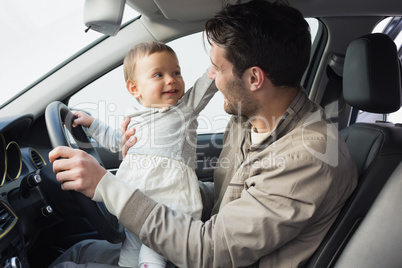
[343, 33, 402, 113]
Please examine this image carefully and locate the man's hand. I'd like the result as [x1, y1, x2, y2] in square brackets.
[121, 117, 137, 159]
[49, 146, 107, 199]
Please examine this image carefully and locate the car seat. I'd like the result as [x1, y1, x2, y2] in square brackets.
[305, 33, 402, 267]
[333, 160, 402, 267]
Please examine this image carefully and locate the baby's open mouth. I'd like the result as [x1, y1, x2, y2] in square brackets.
[163, 89, 178, 94]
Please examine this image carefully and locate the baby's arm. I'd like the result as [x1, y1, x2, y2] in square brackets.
[185, 67, 218, 114]
[71, 110, 124, 153]
[72, 110, 95, 128]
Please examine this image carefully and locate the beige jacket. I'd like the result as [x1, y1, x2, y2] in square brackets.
[94, 89, 358, 268]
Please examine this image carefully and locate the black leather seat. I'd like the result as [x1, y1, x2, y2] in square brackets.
[334, 161, 402, 267]
[306, 33, 402, 267]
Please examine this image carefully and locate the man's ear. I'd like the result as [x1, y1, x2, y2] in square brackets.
[126, 80, 141, 99]
[247, 66, 265, 92]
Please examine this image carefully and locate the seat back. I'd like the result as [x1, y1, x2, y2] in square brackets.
[306, 33, 402, 267]
[334, 161, 402, 267]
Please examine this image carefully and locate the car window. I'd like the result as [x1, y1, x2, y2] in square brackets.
[68, 32, 227, 135]
[355, 16, 402, 124]
[0, 1, 138, 108]
[69, 18, 319, 135]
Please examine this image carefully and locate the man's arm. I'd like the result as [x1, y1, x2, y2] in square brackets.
[49, 145, 352, 267]
[94, 155, 338, 267]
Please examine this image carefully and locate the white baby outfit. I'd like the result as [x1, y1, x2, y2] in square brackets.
[87, 72, 217, 267]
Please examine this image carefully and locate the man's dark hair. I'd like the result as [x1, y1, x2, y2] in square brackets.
[205, 0, 311, 87]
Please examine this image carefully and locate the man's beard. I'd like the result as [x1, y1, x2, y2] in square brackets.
[224, 76, 259, 117]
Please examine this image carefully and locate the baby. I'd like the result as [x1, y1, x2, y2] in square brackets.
[73, 41, 217, 267]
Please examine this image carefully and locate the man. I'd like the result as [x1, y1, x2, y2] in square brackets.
[49, 0, 357, 267]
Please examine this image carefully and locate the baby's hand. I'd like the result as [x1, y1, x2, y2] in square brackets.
[72, 110, 95, 128]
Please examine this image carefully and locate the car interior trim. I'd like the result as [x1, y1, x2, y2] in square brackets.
[0, 134, 6, 187]
[0, 201, 18, 239]
[29, 149, 47, 170]
[5, 141, 22, 181]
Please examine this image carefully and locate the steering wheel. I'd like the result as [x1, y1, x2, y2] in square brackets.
[44, 101, 125, 244]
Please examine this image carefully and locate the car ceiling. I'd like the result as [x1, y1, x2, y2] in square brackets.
[126, 0, 402, 21]
[1, 0, 401, 120]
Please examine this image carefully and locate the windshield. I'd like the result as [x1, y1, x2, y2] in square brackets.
[0, 1, 138, 107]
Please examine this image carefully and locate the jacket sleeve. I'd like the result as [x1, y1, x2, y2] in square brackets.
[99, 154, 339, 267]
[87, 118, 122, 153]
[93, 173, 215, 228]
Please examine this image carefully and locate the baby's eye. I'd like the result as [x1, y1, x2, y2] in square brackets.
[173, 71, 181, 76]
[154, 73, 163, 78]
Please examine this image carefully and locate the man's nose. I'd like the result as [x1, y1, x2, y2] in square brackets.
[207, 67, 216, 80]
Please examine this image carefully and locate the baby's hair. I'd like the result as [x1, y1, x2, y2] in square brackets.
[123, 41, 177, 82]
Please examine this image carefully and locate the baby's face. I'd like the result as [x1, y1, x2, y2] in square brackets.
[133, 51, 185, 108]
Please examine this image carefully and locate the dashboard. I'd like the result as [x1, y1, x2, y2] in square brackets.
[0, 113, 121, 267]
[0, 114, 51, 267]
[1, 116, 47, 188]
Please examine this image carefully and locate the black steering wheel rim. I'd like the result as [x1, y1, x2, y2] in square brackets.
[45, 101, 125, 244]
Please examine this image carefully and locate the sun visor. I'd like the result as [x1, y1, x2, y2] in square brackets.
[152, 0, 246, 21]
[84, 0, 126, 36]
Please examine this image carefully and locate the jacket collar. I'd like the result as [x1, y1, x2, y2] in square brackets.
[238, 88, 311, 150]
